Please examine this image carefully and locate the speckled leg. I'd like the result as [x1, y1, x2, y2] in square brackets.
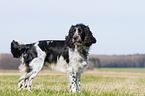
[76, 73, 81, 93]
[18, 63, 27, 91]
[26, 71, 39, 91]
[67, 70, 77, 92]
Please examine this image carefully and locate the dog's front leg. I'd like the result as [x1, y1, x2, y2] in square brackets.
[67, 70, 77, 93]
[76, 73, 81, 93]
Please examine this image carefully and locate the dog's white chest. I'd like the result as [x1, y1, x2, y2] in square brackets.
[69, 48, 88, 73]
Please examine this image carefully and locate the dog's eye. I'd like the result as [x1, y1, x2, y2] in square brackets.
[78, 28, 82, 33]
[73, 29, 76, 33]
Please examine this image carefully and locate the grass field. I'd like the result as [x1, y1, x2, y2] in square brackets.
[99, 68, 145, 73]
[1, 68, 145, 96]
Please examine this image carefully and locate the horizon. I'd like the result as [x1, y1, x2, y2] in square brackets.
[1, 52, 144, 56]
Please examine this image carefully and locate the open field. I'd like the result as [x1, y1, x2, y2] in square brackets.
[1, 68, 145, 96]
[99, 68, 145, 73]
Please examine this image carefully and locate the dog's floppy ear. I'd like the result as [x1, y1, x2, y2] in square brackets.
[65, 25, 74, 48]
[83, 26, 96, 46]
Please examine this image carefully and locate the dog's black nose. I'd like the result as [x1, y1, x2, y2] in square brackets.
[74, 36, 78, 40]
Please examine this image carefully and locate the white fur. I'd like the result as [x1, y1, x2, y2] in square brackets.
[47, 56, 68, 73]
[27, 43, 46, 76]
[68, 48, 88, 73]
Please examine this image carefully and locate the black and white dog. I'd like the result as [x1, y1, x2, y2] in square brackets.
[11, 24, 96, 92]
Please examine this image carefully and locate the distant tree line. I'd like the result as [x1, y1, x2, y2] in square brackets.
[88, 54, 145, 69]
[0, 54, 20, 69]
[0, 54, 145, 70]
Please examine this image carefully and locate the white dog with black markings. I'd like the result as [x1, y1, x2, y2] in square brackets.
[11, 24, 96, 93]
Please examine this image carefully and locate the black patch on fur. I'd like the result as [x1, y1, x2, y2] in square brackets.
[38, 40, 69, 64]
[20, 84, 23, 88]
[72, 76, 76, 78]
[78, 46, 89, 60]
[27, 67, 32, 73]
[23, 46, 37, 67]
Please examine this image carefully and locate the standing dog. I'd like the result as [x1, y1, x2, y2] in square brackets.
[11, 24, 96, 92]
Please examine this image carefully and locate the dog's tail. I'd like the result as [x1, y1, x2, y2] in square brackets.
[11, 40, 25, 58]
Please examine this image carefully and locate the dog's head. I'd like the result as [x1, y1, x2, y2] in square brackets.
[11, 40, 25, 58]
[65, 24, 96, 48]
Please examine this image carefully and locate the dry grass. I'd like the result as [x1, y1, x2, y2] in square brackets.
[1, 69, 145, 96]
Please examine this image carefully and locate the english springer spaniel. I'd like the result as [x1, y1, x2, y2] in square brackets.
[11, 24, 96, 93]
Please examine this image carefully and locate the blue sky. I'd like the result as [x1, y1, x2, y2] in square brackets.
[0, 0, 145, 55]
